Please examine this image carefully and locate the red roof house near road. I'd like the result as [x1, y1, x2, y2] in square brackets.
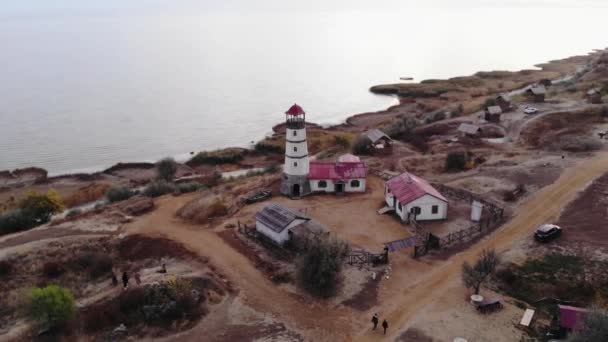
[286, 103, 306, 115]
[386, 172, 447, 204]
[559, 305, 589, 330]
[309, 161, 367, 180]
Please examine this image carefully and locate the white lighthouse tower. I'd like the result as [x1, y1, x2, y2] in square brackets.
[280, 104, 311, 198]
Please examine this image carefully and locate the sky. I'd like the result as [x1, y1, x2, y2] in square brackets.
[2, 0, 608, 15]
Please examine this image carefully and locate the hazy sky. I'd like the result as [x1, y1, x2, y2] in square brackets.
[3, 0, 607, 14]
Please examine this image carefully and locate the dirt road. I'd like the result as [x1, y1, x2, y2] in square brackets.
[355, 151, 608, 341]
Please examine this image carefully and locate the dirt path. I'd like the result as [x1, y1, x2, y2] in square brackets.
[354, 151, 608, 341]
[123, 194, 358, 341]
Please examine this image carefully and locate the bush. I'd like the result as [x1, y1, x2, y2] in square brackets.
[0, 209, 38, 235]
[568, 308, 608, 342]
[176, 182, 202, 194]
[484, 97, 497, 107]
[74, 252, 113, 279]
[539, 78, 552, 87]
[425, 110, 447, 124]
[144, 180, 176, 198]
[383, 117, 418, 140]
[351, 135, 371, 155]
[0, 259, 12, 278]
[28, 285, 75, 330]
[254, 143, 284, 154]
[187, 150, 245, 166]
[65, 208, 82, 218]
[334, 135, 351, 149]
[42, 261, 65, 278]
[296, 237, 350, 298]
[157, 158, 177, 181]
[445, 152, 467, 172]
[19, 190, 64, 224]
[600, 105, 608, 118]
[105, 186, 134, 203]
[264, 164, 280, 174]
[208, 200, 228, 218]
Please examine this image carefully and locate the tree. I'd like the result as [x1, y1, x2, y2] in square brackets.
[28, 285, 75, 330]
[157, 158, 178, 181]
[296, 237, 350, 298]
[352, 135, 372, 155]
[19, 190, 64, 224]
[568, 308, 608, 342]
[105, 186, 134, 203]
[462, 249, 499, 294]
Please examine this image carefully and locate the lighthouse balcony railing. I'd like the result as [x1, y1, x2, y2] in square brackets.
[286, 119, 305, 129]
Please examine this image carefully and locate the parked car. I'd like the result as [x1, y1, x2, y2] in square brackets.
[523, 106, 538, 114]
[534, 224, 562, 242]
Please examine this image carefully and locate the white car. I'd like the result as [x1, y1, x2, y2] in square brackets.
[523, 107, 538, 115]
[534, 224, 562, 242]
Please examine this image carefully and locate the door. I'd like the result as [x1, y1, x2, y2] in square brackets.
[336, 183, 345, 193]
[293, 184, 300, 197]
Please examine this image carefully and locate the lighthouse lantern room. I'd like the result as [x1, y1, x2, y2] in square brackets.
[280, 104, 311, 198]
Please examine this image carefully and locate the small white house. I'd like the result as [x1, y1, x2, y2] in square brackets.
[309, 154, 367, 194]
[385, 172, 448, 222]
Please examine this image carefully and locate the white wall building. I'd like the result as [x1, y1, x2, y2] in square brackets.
[254, 203, 321, 245]
[309, 154, 367, 194]
[385, 172, 448, 222]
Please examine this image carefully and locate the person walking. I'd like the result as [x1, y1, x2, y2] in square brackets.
[371, 313, 379, 330]
[382, 319, 388, 335]
[122, 271, 129, 290]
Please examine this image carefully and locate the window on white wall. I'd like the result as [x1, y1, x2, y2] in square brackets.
[411, 206, 421, 215]
[432, 205, 439, 214]
[294, 147, 297, 152]
[318, 180, 327, 188]
[294, 162, 297, 167]
[293, 131, 297, 136]
[350, 180, 360, 187]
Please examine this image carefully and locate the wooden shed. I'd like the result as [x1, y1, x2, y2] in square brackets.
[586, 88, 603, 104]
[457, 123, 482, 137]
[484, 106, 502, 123]
[364, 129, 393, 154]
[525, 85, 546, 103]
[495, 94, 512, 112]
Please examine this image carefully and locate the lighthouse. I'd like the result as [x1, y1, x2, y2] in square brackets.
[280, 104, 311, 198]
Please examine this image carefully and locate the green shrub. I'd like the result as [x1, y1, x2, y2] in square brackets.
[264, 164, 280, 174]
[484, 97, 497, 107]
[382, 117, 418, 140]
[296, 237, 349, 298]
[0, 259, 12, 278]
[0, 209, 38, 235]
[334, 135, 351, 149]
[352, 136, 372, 155]
[144, 180, 176, 198]
[254, 143, 284, 154]
[157, 158, 177, 181]
[28, 285, 75, 329]
[176, 182, 202, 194]
[445, 152, 467, 172]
[65, 208, 82, 218]
[187, 150, 245, 166]
[600, 105, 608, 118]
[425, 110, 447, 124]
[19, 190, 64, 224]
[106, 186, 134, 203]
[569, 308, 608, 342]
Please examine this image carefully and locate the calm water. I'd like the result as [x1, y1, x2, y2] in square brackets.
[0, 4, 606, 174]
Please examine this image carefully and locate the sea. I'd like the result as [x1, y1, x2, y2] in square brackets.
[1, 2, 606, 175]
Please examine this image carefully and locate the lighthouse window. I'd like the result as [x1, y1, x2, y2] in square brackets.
[294, 147, 297, 152]
[293, 131, 297, 136]
[293, 162, 298, 167]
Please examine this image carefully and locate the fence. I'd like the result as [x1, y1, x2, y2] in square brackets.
[237, 221, 293, 260]
[344, 250, 388, 266]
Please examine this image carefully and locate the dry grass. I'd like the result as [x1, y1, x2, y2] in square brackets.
[62, 183, 112, 208]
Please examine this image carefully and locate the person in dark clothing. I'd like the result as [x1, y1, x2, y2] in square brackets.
[111, 272, 118, 287]
[382, 319, 388, 335]
[371, 313, 379, 330]
[122, 271, 129, 289]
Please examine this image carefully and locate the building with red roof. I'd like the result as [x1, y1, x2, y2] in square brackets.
[309, 154, 367, 193]
[385, 172, 448, 221]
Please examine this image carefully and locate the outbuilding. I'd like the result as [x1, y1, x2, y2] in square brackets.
[309, 154, 367, 193]
[586, 88, 603, 104]
[458, 123, 482, 138]
[525, 85, 546, 103]
[495, 94, 512, 112]
[484, 106, 502, 123]
[364, 129, 393, 153]
[255, 203, 326, 246]
[385, 172, 448, 222]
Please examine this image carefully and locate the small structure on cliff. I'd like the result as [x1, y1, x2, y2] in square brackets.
[525, 85, 546, 103]
[484, 106, 502, 123]
[254, 203, 326, 246]
[586, 88, 603, 104]
[495, 94, 513, 112]
[280, 104, 368, 198]
[458, 123, 482, 138]
[364, 129, 393, 153]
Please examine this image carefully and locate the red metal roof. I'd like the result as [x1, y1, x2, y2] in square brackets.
[559, 305, 589, 330]
[309, 161, 367, 180]
[286, 104, 305, 116]
[386, 172, 447, 204]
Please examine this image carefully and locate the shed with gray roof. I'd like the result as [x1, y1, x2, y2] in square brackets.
[255, 203, 325, 245]
[526, 85, 546, 102]
[458, 123, 482, 137]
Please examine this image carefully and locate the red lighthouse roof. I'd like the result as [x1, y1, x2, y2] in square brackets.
[286, 104, 305, 116]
